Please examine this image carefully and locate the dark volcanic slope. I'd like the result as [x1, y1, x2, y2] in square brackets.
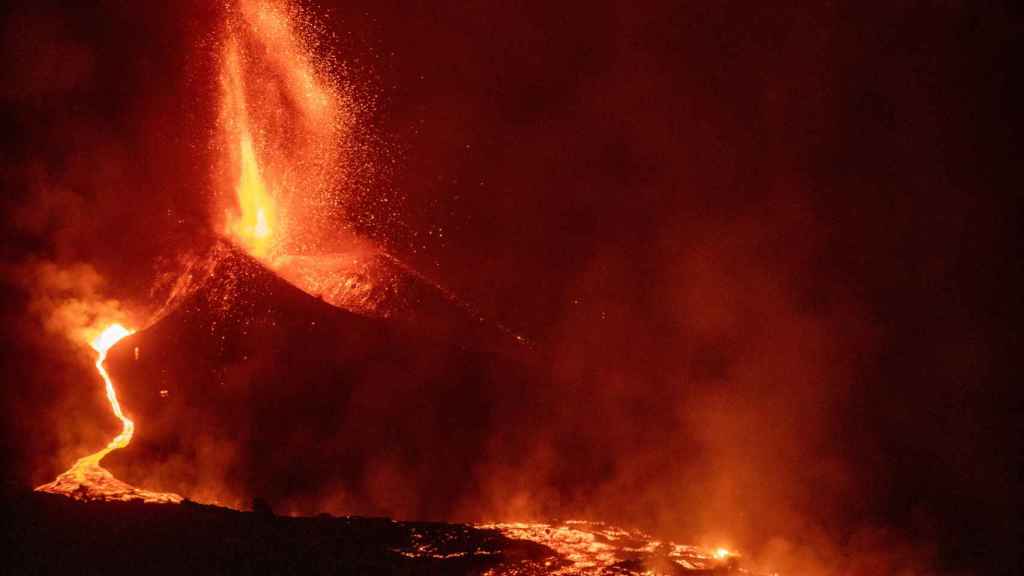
[6, 492, 751, 575]
[102, 242, 541, 517]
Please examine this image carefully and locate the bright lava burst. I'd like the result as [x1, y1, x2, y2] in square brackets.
[221, 34, 278, 260]
[35, 324, 182, 503]
[218, 0, 345, 264]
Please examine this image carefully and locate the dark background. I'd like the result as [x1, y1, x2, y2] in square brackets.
[1, 2, 1019, 574]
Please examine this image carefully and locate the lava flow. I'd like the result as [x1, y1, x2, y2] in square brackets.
[35, 324, 181, 503]
[475, 522, 746, 575]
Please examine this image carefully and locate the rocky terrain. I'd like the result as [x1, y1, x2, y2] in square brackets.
[5, 491, 752, 575]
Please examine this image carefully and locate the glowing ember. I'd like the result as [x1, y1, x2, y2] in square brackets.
[36, 323, 182, 504]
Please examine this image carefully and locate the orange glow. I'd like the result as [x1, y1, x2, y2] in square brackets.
[36, 323, 182, 503]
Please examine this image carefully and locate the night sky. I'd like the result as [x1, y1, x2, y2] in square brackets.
[1, 2, 1019, 574]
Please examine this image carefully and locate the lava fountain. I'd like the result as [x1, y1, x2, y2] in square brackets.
[220, 34, 279, 261]
[35, 324, 182, 503]
[215, 0, 408, 317]
[217, 0, 345, 263]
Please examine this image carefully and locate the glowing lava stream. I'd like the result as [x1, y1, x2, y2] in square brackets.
[35, 324, 182, 503]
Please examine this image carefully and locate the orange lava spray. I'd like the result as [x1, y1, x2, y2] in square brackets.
[218, 0, 347, 264]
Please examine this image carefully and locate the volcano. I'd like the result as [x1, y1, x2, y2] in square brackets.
[98, 240, 536, 516]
